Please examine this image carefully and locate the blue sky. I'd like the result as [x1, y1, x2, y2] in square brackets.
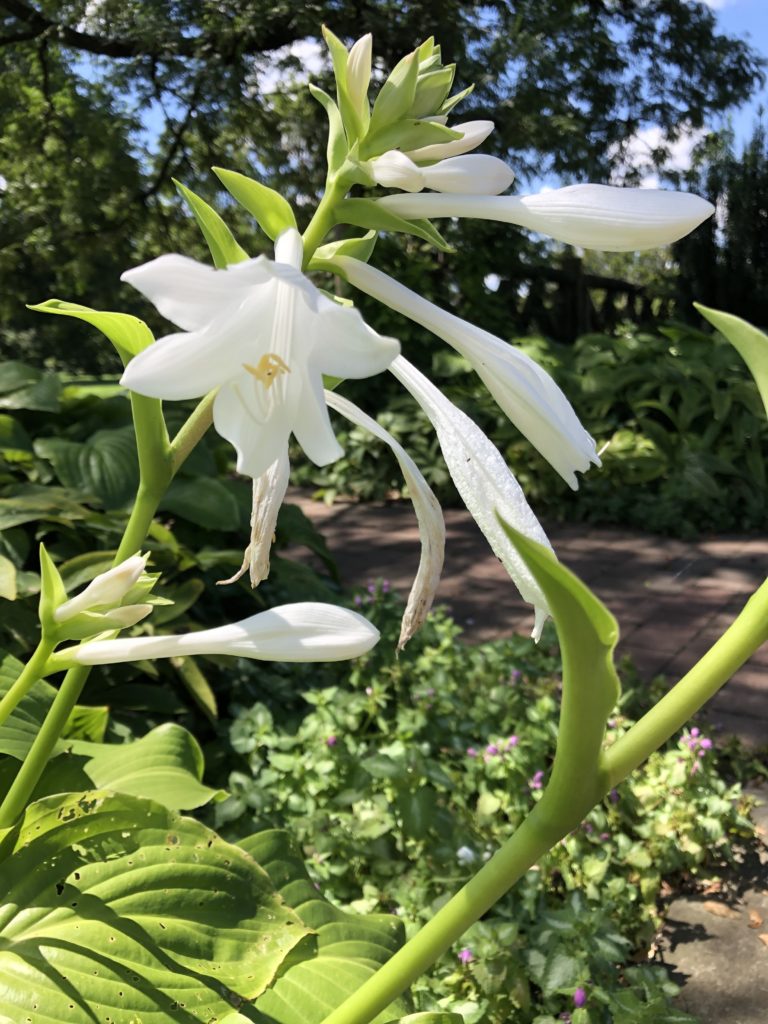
[709, 0, 768, 145]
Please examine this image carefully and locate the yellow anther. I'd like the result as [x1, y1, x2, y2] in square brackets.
[243, 353, 291, 390]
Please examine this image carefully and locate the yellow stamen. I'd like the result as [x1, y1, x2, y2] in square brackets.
[243, 353, 291, 390]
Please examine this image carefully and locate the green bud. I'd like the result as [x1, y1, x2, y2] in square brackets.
[368, 51, 419, 137]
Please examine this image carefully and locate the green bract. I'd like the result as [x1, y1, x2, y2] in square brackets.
[213, 167, 298, 241]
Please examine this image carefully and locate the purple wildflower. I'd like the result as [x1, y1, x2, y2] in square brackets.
[485, 743, 500, 757]
[700, 737, 713, 750]
[529, 770, 545, 791]
[609, 788, 619, 804]
[326, 735, 337, 748]
[505, 735, 519, 749]
[466, 747, 478, 758]
[353, 595, 363, 607]
[690, 727, 700, 738]
[573, 987, 587, 1008]
[381, 579, 391, 592]
[600, 832, 611, 841]
[458, 947, 474, 964]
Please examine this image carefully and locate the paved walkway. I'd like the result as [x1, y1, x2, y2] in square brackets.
[289, 491, 768, 750]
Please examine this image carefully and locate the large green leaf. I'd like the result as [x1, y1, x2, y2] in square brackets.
[28, 300, 154, 363]
[695, 304, 768, 419]
[35, 427, 139, 509]
[242, 829, 409, 1024]
[0, 790, 312, 1023]
[0, 485, 93, 530]
[0, 361, 61, 411]
[161, 477, 241, 531]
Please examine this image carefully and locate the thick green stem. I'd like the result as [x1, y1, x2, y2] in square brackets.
[321, 796, 565, 1024]
[604, 578, 768, 785]
[0, 665, 89, 827]
[0, 638, 56, 732]
[302, 174, 351, 266]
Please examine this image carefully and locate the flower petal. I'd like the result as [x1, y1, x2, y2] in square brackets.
[274, 227, 304, 269]
[291, 366, 345, 467]
[377, 185, 714, 251]
[337, 257, 598, 487]
[73, 602, 380, 664]
[370, 151, 425, 192]
[390, 355, 552, 639]
[306, 296, 400, 378]
[213, 379, 293, 479]
[121, 253, 273, 331]
[326, 390, 445, 647]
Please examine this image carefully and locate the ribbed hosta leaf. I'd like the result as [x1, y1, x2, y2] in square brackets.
[0, 791, 311, 1024]
[242, 830, 409, 1024]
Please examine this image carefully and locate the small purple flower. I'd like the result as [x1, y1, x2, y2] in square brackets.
[699, 737, 713, 750]
[326, 735, 337, 748]
[353, 595, 363, 607]
[582, 822, 593, 834]
[485, 743, 500, 757]
[529, 770, 545, 791]
[600, 832, 611, 841]
[381, 579, 391, 592]
[511, 669, 522, 682]
[573, 987, 587, 1008]
[466, 746, 478, 758]
[505, 735, 519, 749]
[367, 582, 377, 595]
[458, 947, 474, 964]
[690, 727, 700, 738]
[609, 788, 619, 804]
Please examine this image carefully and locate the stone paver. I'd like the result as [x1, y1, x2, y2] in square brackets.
[288, 490, 768, 750]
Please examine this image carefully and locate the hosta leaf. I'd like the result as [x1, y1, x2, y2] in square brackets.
[241, 829, 409, 1024]
[0, 790, 312, 1023]
[35, 427, 139, 509]
[0, 555, 17, 600]
[696, 304, 768, 419]
[0, 485, 93, 531]
[161, 477, 241, 531]
[0, 361, 61, 412]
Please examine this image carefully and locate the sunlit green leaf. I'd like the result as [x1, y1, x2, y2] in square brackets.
[174, 179, 249, 269]
[696, 304, 768, 419]
[213, 167, 297, 241]
[28, 301, 154, 364]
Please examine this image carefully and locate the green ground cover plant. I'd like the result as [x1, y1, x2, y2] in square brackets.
[295, 321, 768, 537]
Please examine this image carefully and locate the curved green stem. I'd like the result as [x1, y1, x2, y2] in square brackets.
[169, 391, 216, 475]
[0, 665, 89, 827]
[604, 578, 768, 785]
[302, 174, 351, 266]
[0, 638, 56, 731]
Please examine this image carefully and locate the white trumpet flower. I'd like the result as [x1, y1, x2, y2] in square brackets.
[120, 229, 399, 480]
[370, 151, 514, 195]
[405, 120, 495, 162]
[377, 184, 714, 251]
[335, 256, 598, 488]
[54, 553, 150, 623]
[390, 355, 552, 639]
[71, 603, 380, 665]
[325, 390, 445, 648]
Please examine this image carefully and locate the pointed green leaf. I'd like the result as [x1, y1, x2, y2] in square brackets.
[440, 84, 474, 115]
[417, 37, 436, 62]
[313, 231, 378, 265]
[27, 301, 154, 364]
[213, 167, 297, 241]
[172, 655, 218, 723]
[0, 791, 312, 1023]
[309, 84, 349, 174]
[38, 542, 67, 628]
[369, 51, 419, 136]
[361, 119, 462, 159]
[321, 26, 367, 144]
[335, 198, 454, 252]
[241, 829, 409, 1024]
[173, 179, 248, 269]
[695, 304, 768, 419]
[497, 519, 620, 812]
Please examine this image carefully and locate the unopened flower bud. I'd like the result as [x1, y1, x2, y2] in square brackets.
[369, 150, 425, 192]
[421, 154, 514, 195]
[54, 553, 149, 622]
[406, 120, 495, 162]
[347, 33, 372, 111]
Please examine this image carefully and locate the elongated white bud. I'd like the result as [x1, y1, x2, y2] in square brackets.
[54, 553, 149, 622]
[421, 154, 514, 195]
[347, 33, 373, 110]
[325, 390, 445, 648]
[405, 120, 494, 161]
[378, 184, 715, 251]
[72, 603, 379, 665]
[370, 150, 425, 192]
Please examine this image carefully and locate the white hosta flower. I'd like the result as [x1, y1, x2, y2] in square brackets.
[336, 256, 598, 488]
[219, 451, 291, 588]
[120, 229, 399, 480]
[72, 603, 379, 665]
[347, 33, 373, 110]
[325, 390, 445, 648]
[54, 553, 150, 623]
[378, 184, 715, 251]
[405, 120, 494, 162]
[370, 151, 514, 196]
[390, 356, 552, 639]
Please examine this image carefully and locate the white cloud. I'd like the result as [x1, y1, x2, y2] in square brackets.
[256, 38, 325, 94]
[610, 124, 707, 187]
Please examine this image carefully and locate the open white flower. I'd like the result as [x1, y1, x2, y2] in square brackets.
[120, 229, 399, 479]
[335, 256, 598, 488]
[370, 151, 514, 195]
[325, 389, 445, 648]
[70, 603, 379, 665]
[390, 355, 552, 639]
[377, 184, 714, 251]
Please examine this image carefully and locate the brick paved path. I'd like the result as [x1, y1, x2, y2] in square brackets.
[289, 490, 768, 750]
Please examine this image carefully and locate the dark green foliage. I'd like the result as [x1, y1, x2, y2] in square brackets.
[295, 321, 768, 537]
